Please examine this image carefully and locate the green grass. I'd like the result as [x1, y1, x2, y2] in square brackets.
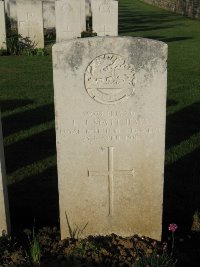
[0, 0, 199, 246]
[0, 56, 59, 229]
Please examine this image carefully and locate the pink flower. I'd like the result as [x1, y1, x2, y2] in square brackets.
[168, 223, 178, 232]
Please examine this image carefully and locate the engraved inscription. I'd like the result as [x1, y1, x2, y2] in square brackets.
[88, 147, 134, 216]
[63, 25, 73, 33]
[58, 110, 163, 143]
[85, 54, 136, 104]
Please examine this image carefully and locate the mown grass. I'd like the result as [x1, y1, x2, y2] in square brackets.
[0, 56, 59, 229]
[0, 0, 199, 251]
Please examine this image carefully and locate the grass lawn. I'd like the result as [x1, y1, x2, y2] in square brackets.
[0, 0, 200, 262]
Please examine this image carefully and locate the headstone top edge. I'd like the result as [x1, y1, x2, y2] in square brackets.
[52, 36, 168, 53]
[16, 0, 42, 1]
[16, 0, 42, 4]
[56, 0, 85, 2]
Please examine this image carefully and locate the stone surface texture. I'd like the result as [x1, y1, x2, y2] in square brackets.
[16, 0, 44, 48]
[43, 0, 56, 29]
[0, 112, 10, 235]
[53, 36, 167, 241]
[0, 1, 6, 49]
[55, 0, 86, 42]
[91, 0, 118, 36]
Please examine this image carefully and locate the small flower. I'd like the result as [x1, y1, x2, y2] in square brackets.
[168, 223, 178, 232]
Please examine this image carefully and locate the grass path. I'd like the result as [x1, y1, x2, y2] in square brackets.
[0, 0, 199, 237]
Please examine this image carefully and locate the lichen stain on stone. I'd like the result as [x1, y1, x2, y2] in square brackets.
[53, 50, 66, 70]
[67, 42, 86, 71]
[127, 39, 167, 72]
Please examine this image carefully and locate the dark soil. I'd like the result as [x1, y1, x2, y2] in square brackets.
[0, 227, 199, 267]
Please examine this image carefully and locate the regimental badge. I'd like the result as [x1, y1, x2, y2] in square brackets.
[84, 54, 136, 105]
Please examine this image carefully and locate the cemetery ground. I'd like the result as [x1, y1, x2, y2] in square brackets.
[0, 0, 200, 266]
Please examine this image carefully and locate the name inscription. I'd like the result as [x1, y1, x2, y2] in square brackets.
[58, 110, 162, 143]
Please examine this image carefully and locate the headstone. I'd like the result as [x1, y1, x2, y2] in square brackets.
[0, 112, 10, 235]
[0, 1, 6, 50]
[53, 36, 168, 241]
[16, 0, 44, 48]
[91, 0, 118, 36]
[55, 0, 86, 42]
[43, 0, 56, 29]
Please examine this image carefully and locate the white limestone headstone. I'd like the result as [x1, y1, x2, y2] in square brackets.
[43, 0, 56, 29]
[91, 0, 118, 36]
[53, 36, 168, 241]
[55, 0, 86, 42]
[0, 112, 10, 235]
[0, 1, 6, 50]
[16, 0, 44, 48]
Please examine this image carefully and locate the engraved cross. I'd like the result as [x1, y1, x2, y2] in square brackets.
[102, 24, 113, 36]
[63, 25, 72, 33]
[19, 13, 34, 37]
[88, 147, 134, 216]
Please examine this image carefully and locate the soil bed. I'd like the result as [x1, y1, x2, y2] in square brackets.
[2, 226, 199, 267]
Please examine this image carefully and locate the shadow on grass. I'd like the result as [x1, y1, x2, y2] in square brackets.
[5, 128, 56, 174]
[167, 99, 178, 107]
[2, 103, 55, 137]
[0, 99, 34, 112]
[119, 7, 184, 34]
[162, 101, 200, 267]
[1, 101, 59, 233]
[8, 166, 59, 233]
[163, 102, 200, 251]
[163, 147, 200, 233]
[118, 3, 193, 44]
[165, 102, 200, 149]
[163, 102, 200, 235]
[163, 147, 200, 267]
[144, 36, 192, 42]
